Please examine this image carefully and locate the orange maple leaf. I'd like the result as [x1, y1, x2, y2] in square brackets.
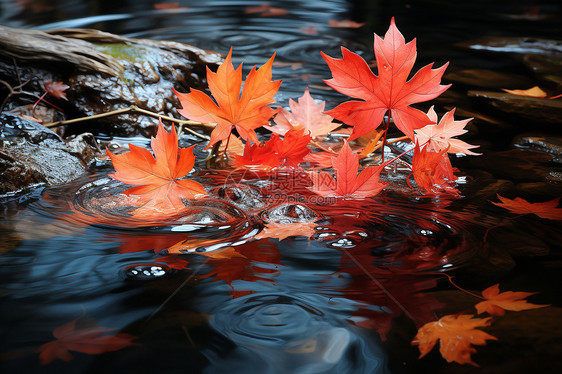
[410, 142, 458, 195]
[412, 314, 497, 366]
[255, 222, 317, 241]
[502, 86, 547, 98]
[414, 106, 480, 155]
[309, 141, 387, 198]
[322, 18, 450, 140]
[174, 48, 281, 148]
[38, 319, 137, 364]
[266, 88, 340, 137]
[475, 283, 549, 316]
[106, 119, 207, 214]
[492, 194, 562, 220]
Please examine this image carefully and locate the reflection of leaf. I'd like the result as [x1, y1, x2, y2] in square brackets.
[310, 141, 387, 198]
[328, 19, 365, 28]
[255, 222, 316, 241]
[174, 48, 281, 147]
[38, 319, 137, 364]
[266, 88, 340, 137]
[502, 86, 547, 98]
[412, 314, 497, 366]
[106, 119, 207, 215]
[322, 18, 449, 140]
[492, 195, 562, 220]
[475, 283, 549, 316]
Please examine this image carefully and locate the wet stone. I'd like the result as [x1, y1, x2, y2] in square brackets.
[487, 227, 550, 257]
[456, 36, 562, 56]
[469, 149, 556, 182]
[0, 27, 222, 137]
[0, 113, 98, 194]
[444, 68, 536, 89]
[514, 135, 562, 160]
[468, 90, 562, 124]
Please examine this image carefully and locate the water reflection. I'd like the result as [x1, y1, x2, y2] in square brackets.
[206, 292, 389, 373]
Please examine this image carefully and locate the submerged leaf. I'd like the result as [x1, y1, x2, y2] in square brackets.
[38, 319, 137, 364]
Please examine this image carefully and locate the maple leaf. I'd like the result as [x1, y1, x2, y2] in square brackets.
[475, 283, 549, 316]
[412, 314, 497, 366]
[255, 222, 317, 241]
[38, 319, 137, 364]
[234, 129, 311, 169]
[106, 119, 207, 214]
[43, 78, 69, 100]
[309, 141, 387, 198]
[414, 106, 480, 155]
[322, 17, 450, 140]
[502, 86, 547, 98]
[411, 142, 458, 195]
[265, 88, 340, 137]
[174, 48, 281, 148]
[492, 195, 562, 220]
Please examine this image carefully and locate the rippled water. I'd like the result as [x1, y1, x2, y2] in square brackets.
[1, 0, 561, 373]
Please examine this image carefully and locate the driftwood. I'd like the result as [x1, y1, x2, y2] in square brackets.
[0, 25, 124, 76]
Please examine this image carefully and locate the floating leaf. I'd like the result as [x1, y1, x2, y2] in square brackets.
[475, 283, 549, 316]
[412, 314, 497, 366]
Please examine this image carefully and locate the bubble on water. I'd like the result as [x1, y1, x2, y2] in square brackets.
[125, 265, 168, 281]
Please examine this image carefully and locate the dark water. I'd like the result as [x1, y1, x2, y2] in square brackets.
[1, 0, 562, 373]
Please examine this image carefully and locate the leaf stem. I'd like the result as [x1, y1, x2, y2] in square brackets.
[380, 114, 391, 163]
[42, 105, 211, 140]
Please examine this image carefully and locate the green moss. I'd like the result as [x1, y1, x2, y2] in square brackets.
[94, 43, 142, 63]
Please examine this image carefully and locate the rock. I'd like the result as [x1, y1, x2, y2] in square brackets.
[0, 114, 98, 194]
[487, 226, 550, 257]
[445, 68, 535, 89]
[456, 36, 562, 89]
[0, 26, 221, 137]
[513, 135, 562, 160]
[456, 36, 562, 56]
[469, 149, 556, 182]
[468, 90, 562, 123]
[523, 53, 562, 88]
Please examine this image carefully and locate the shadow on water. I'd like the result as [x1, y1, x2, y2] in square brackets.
[1, 0, 561, 373]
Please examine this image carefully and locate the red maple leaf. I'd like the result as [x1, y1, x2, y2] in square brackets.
[309, 141, 387, 198]
[492, 195, 562, 220]
[38, 319, 137, 364]
[475, 283, 549, 316]
[43, 78, 69, 100]
[410, 142, 458, 195]
[412, 314, 497, 366]
[266, 88, 340, 137]
[322, 18, 450, 140]
[234, 128, 311, 169]
[174, 48, 281, 148]
[106, 119, 207, 215]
